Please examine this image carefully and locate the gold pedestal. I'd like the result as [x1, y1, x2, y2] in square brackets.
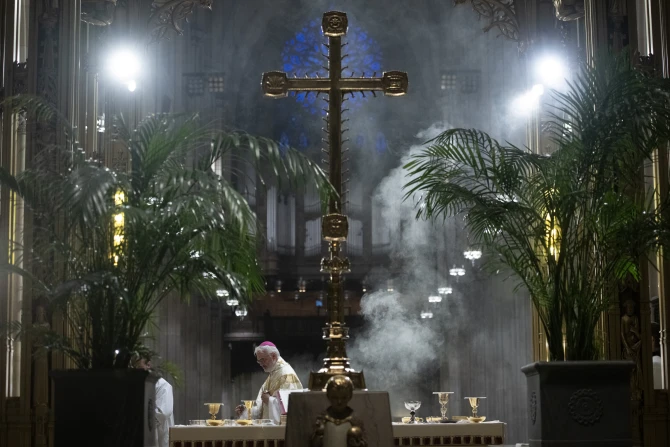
[308, 316, 367, 390]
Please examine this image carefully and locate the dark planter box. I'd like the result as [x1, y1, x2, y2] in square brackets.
[522, 361, 634, 447]
[51, 369, 158, 447]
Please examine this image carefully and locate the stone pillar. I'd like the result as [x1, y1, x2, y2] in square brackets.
[584, 0, 609, 60]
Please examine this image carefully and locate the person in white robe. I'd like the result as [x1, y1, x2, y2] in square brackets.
[235, 341, 303, 424]
[135, 357, 175, 447]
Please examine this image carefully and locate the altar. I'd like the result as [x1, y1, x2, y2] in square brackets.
[169, 422, 506, 447]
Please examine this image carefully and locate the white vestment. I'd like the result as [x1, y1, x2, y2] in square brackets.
[155, 378, 174, 447]
[242, 357, 302, 424]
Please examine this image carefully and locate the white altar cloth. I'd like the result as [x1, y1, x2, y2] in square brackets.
[170, 421, 505, 446]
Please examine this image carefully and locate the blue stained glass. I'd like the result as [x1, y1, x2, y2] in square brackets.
[277, 15, 387, 154]
[280, 17, 383, 114]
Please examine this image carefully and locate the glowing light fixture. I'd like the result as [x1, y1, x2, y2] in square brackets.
[112, 190, 125, 266]
[235, 307, 248, 318]
[275, 280, 282, 293]
[428, 295, 442, 303]
[387, 279, 394, 292]
[216, 289, 229, 298]
[298, 278, 306, 293]
[438, 287, 452, 296]
[464, 249, 482, 265]
[545, 212, 561, 260]
[449, 265, 466, 277]
[225, 296, 239, 307]
[535, 55, 566, 88]
[107, 49, 140, 81]
[107, 49, 140, 92]
[420, 311, 434, 319]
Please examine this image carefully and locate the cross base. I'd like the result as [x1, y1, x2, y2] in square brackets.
[308, 369, 366, 391]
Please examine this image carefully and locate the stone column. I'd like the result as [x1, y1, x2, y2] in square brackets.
[584, 0, 609, 60]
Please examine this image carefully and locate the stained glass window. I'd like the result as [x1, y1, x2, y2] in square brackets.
[277, 17, 387, 153]
[281, 18, 383, 115]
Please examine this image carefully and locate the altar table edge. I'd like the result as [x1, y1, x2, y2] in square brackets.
[170, 422, 506, 447]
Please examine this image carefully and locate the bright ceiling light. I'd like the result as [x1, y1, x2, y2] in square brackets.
[438, 287, 453, 295]
[107, 49, 140, 82]
[449, 265, 466, 277]
[216, 289, 229, 298]
[535, 55, 566, 87]
[127, 80, 137, 92]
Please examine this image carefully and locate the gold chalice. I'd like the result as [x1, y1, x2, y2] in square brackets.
[204, 403, 223, 426]
[433, 392, 454, 422]
[239, 399, 255, 422]
[464, 397, 486, 423]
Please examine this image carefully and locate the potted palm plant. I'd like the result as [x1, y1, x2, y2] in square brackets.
[403, 54, 670, 446]
[1, 100, 331, 447]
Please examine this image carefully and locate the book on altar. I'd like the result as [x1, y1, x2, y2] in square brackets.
[277, 389, 308, 414]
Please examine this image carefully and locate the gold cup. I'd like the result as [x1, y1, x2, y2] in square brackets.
[204, 403, 223, 426]
[464, 397, 486, 423]
[242, 400, 255, 416]
[433, 392, 454, 421]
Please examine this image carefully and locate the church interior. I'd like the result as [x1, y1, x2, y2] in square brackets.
[1, 1, 669, 447]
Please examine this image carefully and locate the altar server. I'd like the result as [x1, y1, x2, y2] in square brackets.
[235, 341, 303, 424]
[135, 357, 174, 447]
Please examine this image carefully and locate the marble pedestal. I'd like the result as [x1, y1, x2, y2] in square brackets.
[285, 391, 393, 447]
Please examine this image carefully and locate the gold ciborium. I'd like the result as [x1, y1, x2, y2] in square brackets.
[464, 397, 486, 423]
[433, 392, 455, 422]
[204, 403, 223, 426]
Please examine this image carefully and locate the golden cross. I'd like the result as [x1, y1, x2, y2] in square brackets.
[261, 10, 408, 390]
